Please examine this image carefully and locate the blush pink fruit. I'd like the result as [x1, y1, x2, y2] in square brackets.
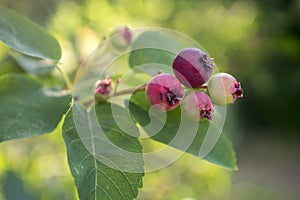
[146, 73, 183, 111]
[172, 47, 215, 88]
[183, 92, 214, 121]
[109, 25, 132, 51]
[94, 75, 113, 102]
[207, 73, 243, 105]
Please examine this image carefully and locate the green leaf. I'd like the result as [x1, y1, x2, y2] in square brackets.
[0, 5, 61, 60]
[129, 31, 179, 71]
[3, 171, 34, 200]
[129, 91, 237, 170]
[62, 103, 144, 200]
[0, 74, 71, 142]
[13, 53, 55, 74]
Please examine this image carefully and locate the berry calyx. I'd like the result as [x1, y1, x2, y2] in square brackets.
[207, 73, 243, 105]
[172, 47, 215, 88]
[183, 92, 214, 121]
[146, 73, 183, 111]
[94, 75, 113, 102]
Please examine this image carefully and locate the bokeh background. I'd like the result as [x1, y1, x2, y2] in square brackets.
[0, 0, 299, 199]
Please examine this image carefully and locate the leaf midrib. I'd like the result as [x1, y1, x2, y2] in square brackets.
[3, 87, 40, 136]
[86, 109, 99, 200]
[86, 109, 130, 200]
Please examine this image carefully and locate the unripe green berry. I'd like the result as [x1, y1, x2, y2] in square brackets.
[208, 73, 243, 106]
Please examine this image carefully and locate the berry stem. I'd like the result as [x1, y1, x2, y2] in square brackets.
[112, 70, 163, 96]
[183, 84, 208, 97]
[113, 83, 207, 97]
[113, 83, 146, 96]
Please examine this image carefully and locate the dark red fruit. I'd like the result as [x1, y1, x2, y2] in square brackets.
[172, 47, 215, 88]
[146, 73, 183, 111]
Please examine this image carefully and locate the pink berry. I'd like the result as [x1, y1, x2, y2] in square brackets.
[172, 47, 215, 88]
[183, 92, 214, 121]
[94, 75, 113, 102]
[146, 73, 183, 111]
[109, 25, 132, 50]
[207, 73, 243, 105]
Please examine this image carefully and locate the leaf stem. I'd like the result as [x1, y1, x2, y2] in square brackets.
[55, 64, 73, 90]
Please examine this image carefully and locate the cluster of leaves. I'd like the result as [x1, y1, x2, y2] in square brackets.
[0, 5, 237, 200]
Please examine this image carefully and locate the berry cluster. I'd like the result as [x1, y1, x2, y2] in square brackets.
[94, 26, 243, 121]
[145, 47, 243, 121]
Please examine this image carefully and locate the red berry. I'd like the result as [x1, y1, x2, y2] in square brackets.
[146, 73, 183, 111]
[172, 47, 215, 88]
[183, 92, 214, 121]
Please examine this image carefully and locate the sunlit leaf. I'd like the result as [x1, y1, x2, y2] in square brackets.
[13, 53, 55, 74]
[0, 74, 70, 142]
[0, 5, 61, 60]
[62, 103, 144, 200]
[129, 91, 237, 170]
[129, 31, 179, 71]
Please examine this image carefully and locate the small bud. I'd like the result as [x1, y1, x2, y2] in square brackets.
[183, 92, 214, 121]
[108, 25, 132, 51]
[116, 77, 121, 84]
[146, 73, 183, 112]
[208, 73, 243, 106]
[95, 76, 113, 102]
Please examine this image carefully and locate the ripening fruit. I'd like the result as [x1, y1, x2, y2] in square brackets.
[207, 73, 243, 105]
[172, 47, 215, 88]
[146, 73, 183, 111]
[108, 25, 132, 51]
[183, 92, 214, 121]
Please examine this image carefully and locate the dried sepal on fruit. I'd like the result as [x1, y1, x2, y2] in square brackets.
[172, 47, 215, 88]
[208, 73, 243, 106]
[183, 91, 214, 121]
[146, 73, 183, 112]
[95, 75, 113, 102]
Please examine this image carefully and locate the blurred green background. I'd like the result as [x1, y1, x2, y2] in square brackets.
[0, 0, 299, 199]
